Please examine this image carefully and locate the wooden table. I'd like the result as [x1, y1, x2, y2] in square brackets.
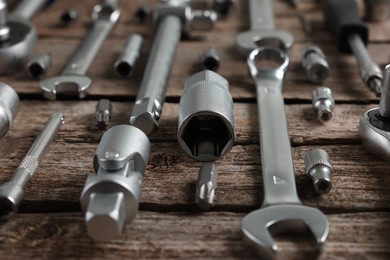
[0, 0, 389, 259]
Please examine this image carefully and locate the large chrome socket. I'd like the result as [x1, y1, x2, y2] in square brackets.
[177, 70, 235, 161]
[80, 125, 150, 242]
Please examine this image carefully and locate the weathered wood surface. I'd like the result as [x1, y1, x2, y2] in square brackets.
[0, 0, 389, 259]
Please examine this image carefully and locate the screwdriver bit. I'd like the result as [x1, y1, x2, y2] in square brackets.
[196, 162, 218, 209]
[95, 99, 112, 129]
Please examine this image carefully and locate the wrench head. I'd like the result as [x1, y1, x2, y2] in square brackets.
[235, 30, 294, 57]
[40, 75, 92, 100]
[0, 19, 36, 75]
[241, 204, 329, 259]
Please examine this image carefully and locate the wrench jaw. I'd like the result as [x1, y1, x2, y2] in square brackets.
[235, 30, 294, 57]
[247, 47, 289, 84]
[241, 205, 329, 259]
[360, 108, 390, 162]
[91, 1, 121, 24]
[40, 75, 92, 100]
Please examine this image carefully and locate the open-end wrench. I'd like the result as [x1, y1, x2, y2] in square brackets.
[241, 47, 329, 258]
[235, 0, 294, 56]
[40, 0, 120, 99]
[129, 0, 217, 136]
[0, 0, 48, 74]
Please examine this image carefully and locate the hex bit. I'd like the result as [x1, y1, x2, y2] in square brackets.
[196, 162, 218, 209]
[0, 112, 64, 220]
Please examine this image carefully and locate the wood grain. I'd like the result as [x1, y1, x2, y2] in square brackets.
[0, 212, 389, 260]
[0, 0, 388, 259]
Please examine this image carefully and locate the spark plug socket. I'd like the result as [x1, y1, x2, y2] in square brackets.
[178, 70, 235, 161]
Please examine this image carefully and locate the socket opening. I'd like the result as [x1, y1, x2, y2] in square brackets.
[315, 179, 331, 194]
[0, 196, 16, 220]
[203, 57, 219, 71]
[182, 115, 231, 159]
[28, 63, 44, 78]
[319, 110, 332, 122]
[116, 61, 132, 76]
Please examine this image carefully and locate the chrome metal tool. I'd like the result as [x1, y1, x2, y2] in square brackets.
[0, 83, 19, 139]
[201, 47, 220, 71]
[27, 53, 52, 78]
[115, 34, 143, 77]
[241, 47, 329, 258]
[360, 64, 390, 162]
[95, 99, 112, 129]
[235, 0, 294, 56]
[178, 70, 235, 209]
[0, 0, 48, 74]
[324, 0, 382, 96]
[40, 0, 120, 99]
[178, 70, 235, 162]
[130, 0, 217, 136]
[196, 162, 218, 210]
[312, 87, 335, 122]
[81, 125, 150, 242]
[302, 46, 329, 84]
[59, 9, 80, 26]
[0, 112, 64, 220]
[304, 149, 334, 194]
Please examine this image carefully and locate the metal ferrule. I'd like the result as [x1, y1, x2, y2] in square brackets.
[312, 87, 335, 122]
[178, 70, 235, 161]
[80, 125, 150, 242]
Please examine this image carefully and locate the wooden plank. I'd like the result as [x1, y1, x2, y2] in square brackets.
[0, 0, 384, 102]
[0, 102, 389, 213]
[3, 101, 371, 145]
[0, 211, 389, 259]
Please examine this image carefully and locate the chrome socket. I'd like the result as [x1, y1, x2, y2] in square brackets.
[312, 87, 335, 122]
[302, 46, 329, 83]
[304, 149, 334, 194]
[177, 70, 235, 161]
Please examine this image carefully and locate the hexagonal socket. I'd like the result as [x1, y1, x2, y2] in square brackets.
[177, 70, 235, 161]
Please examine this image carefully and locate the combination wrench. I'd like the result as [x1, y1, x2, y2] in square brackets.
[40, 0, 120, 99]
[235, 0, 294, 56]
[241, 47, 329, 258]
[130, 0, 217, 136]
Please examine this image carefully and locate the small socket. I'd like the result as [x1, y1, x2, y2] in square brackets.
[26, 53, 52, 78]
[302, 46, 329, 83]
[95, 99, 112, 129]
[59, 9, 80, 26]
[114, 34, 143, 77]
[133, 5, 151, 24]
[304, 149, 334, 194]
[201, 47, 220, 71]
[312, 87, 335, 122]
